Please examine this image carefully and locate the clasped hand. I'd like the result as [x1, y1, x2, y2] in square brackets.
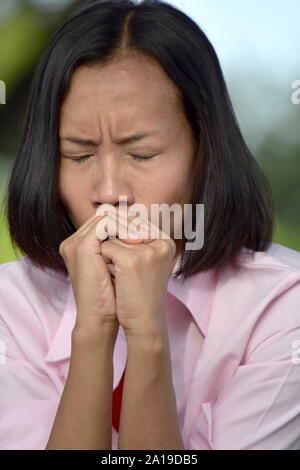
[97, 210, 177, 339]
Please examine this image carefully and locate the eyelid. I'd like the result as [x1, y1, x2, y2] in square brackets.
[130, 154, 157, 162]
[61, 153, 93, 162]
[61, 153, 158, 164]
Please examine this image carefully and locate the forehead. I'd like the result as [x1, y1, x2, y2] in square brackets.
[59, 55, 182, 128]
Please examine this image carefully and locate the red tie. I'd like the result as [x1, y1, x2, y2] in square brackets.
[112, 368, 125, 432]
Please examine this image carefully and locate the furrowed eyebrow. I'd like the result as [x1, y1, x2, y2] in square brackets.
[113, 132, 159, 145]
[60, 137, 98, 146]
[60, 131, 159, 146]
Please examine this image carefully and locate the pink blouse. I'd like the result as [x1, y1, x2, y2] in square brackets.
[1, 242, 300, 450]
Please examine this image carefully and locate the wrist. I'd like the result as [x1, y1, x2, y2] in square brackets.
[74, 311, 119, 331]
[125, 324, 169, 353]
[72, 319, 119, 349]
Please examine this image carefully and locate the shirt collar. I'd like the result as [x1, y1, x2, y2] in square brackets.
[168, 255, 217, 338]
[44, 280, 77, 364]
[44, 255, 216, 364]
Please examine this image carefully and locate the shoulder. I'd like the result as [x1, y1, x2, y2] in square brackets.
[0, 256, 68, 309]
[0, 257, 69, 355]
[218, 242, 300, 296]
[237, 241, 300, 273]
[212, 242, 300, 349]
[235, 242, 300, 305]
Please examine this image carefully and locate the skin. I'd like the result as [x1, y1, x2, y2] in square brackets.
[58, 53, 199, 265]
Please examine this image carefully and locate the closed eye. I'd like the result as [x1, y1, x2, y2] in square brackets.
[130, 154, 157, 162]
[72, 155, 93, 164]
[64, 154, 158, 164]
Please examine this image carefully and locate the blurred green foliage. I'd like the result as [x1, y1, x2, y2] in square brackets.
[0, 207, 22, 264]
[0, 6, 49, 86]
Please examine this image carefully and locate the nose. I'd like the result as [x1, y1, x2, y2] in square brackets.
[90, 150, 133, 209]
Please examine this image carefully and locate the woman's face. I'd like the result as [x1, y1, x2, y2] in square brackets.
[58, 54, 198, 256]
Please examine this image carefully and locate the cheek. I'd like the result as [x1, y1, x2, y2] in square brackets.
[59, 167, 84, 200]
[58, 164, 70, 194]
[150, 162, 184, 193]
[57, 170, 69, 206]
[58, 171, 81, 223]
[163, 168, 191, 203]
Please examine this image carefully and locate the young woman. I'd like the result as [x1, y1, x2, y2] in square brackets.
[1, 0, 300, 450]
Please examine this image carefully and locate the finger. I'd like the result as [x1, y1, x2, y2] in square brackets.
[147, 237, 177, 261]
[106, 262, 116, 277]
[70, 210, 110, 239]
[113, 211, 157, 242]
[96, 211, 151, 245]
[100, 238, 133, 268]
[76, 208, 126, 241]
[96, 206, 156, 240]
[114, 212, 153, 243]
[132, 212, 171, 241]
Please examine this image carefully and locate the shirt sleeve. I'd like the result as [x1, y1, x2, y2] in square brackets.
[188, 280, 300, 450]
[0, 316, 59, 450]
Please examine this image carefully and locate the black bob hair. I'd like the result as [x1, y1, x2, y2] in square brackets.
[2, 0, 274, 281]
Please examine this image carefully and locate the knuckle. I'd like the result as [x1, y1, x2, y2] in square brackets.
[161, 240, 171, 254]
[143, 246, 155, 262]
[59, 238, 77, 258]
[59, 240, 66, 257]
[157, 240, 171, 257]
